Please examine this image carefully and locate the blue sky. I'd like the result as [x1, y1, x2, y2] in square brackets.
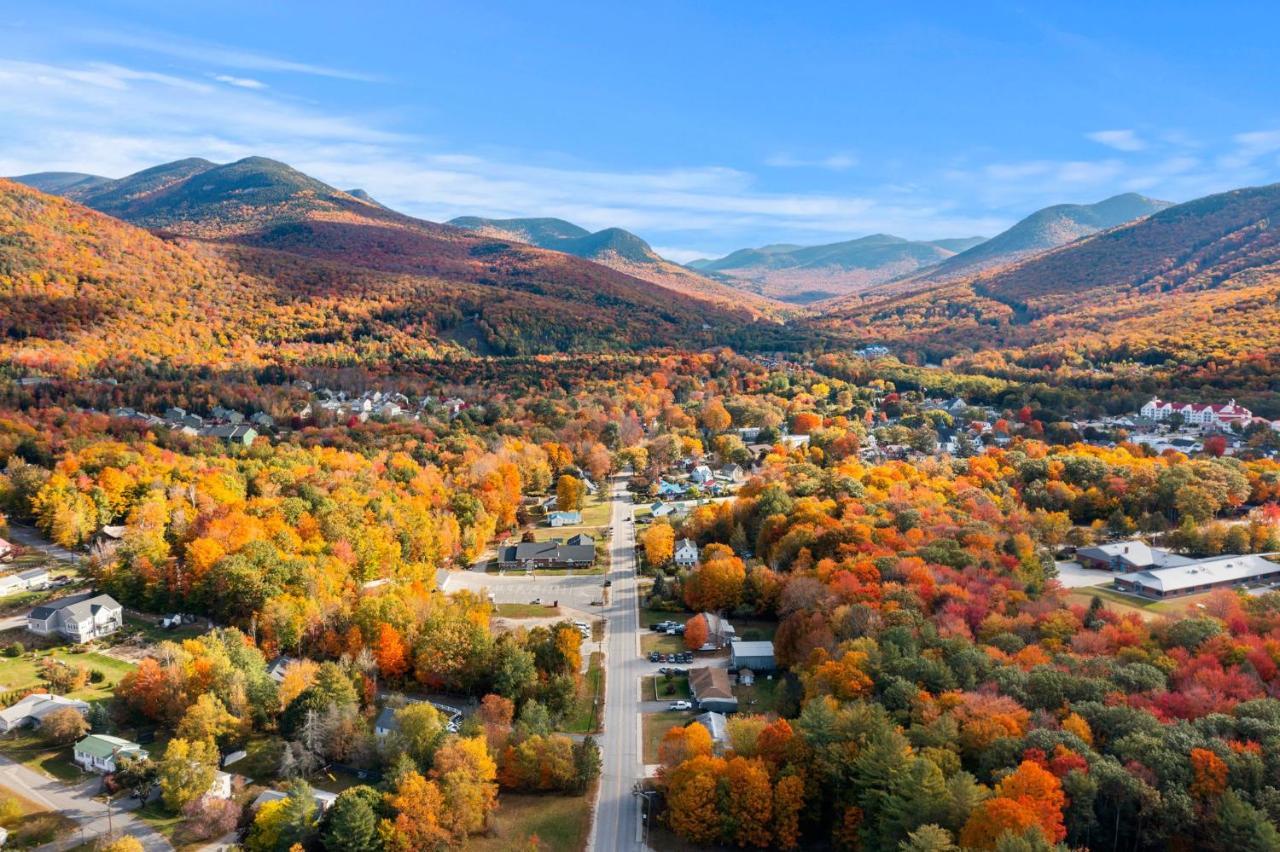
[3, 2, 1280, 261]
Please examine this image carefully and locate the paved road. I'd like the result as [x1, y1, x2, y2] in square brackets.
[589, 475, 645, 851]
[0, 754, 172, 851]
[3, 525, 81, 567]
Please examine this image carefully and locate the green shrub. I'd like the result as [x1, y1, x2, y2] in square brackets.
[4, 642, 23, 658]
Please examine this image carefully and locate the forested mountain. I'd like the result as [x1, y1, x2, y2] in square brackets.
[689, 233, 988, 304]
[814, 183, 1280, 367]
[930, 192, 1172, 276]
[0, 177, 803, 375]
[448, 215, 786, 315]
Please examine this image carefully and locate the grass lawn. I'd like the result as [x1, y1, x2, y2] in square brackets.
[1065, 586, 1206, 621]
[562, 653, 604, 735]
[0, 782, 78, 848]
[226, 734, 284, 783]
[642, 674, 690, 701]
[733, 619, 778, 642]
[0, 648, 135, 702]
[579, 494, 612, 527]
[641, 632, 686, 656]
[643, 711, 694, 765]
[639, 606, 690, 630]
[470, 791, 593, 851]
[494, 603, 562, 619]
[735, 675, 782, 715]
[0, 730, 82, 782]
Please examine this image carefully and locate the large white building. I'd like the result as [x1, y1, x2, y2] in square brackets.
[1140, 397, 1253, 430]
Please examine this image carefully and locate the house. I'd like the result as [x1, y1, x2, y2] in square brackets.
[692, 613, 736, 651]
[0, 538, 11, 562]
[74, 734, 147, 773]
[374, 706, 400, 737]
[650, 502, 675, 518]
[730, 641, 777, 672]
[567, 533, 595, 547]
[27, 592, 123, 643]
[693, 711, 728, 750]
[0, 568, 49, 597]
[546, 511, 583, 527]
[206, 771, 234, 801]
[91, 526, 127, 560]
[718, 464, 746, 484]
[250, 412, 275, 429]
[0, 694, 89, 733]
[736, 427, 762, 443]
[497, 539, 596, 571]
[1113, 554, 1280, 598]
[656, 481, 686, 498]
[688, 667, 738, 713]
[1076, 540, 1192, 573]
[674, 539, 699, 569]
[206, 424, 258, 446]
[266, 656, 298, 683]
[252, 788, 338, 813]
[689, 465, 714, 485]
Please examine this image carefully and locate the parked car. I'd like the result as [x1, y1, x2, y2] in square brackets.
[667, 700, 692, 711]
[530, 598, 542, 605]
[648, 651, 661, 662]
[678, 652, 692, 663]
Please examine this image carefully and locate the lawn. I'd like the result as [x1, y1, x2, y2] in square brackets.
[643, 711, 694, 765]
[0, 730, 82, 782]
[642, 674, 690, 701]
[225, 734, 284, 783]
[494, 603, 562, 619]
[562, 652, 604, 735]
[639, 606, 690, 630]
[469, 791, 593, 851]
[0, 782, 78, 848]
[733, 619, 778, 642]
[0, 648, 135, 702]
[735, 674, 782, 715]
[641, 632, 686, 656]
[1064, 586, 1207, 621]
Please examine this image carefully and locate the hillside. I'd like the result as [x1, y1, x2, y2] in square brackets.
[691, 233, 987, 303]
[813, 183, 1280, 367]
[447, 216, 787, 316]
[931, 192, 1172, 276]
[0, 178, 803, 375]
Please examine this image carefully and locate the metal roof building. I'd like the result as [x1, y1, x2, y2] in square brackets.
[1113, 554, 1280, 598]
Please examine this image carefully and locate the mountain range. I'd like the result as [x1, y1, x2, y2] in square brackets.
[446, 216, 784, 315]
[814, 183, 1280, 367]
[5, 158, 805, 373]
[687, 234, 988, 303]
[685, 193, 1172, 304]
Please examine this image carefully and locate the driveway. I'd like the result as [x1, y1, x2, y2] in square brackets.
[0, 754, 172, 851]
[2, 525, 82, 568]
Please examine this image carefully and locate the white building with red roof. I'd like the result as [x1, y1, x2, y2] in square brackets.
[1140, 397, 1253, 431]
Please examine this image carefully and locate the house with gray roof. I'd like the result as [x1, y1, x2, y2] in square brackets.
[27, 592, 123, 643]
[1077, 540, 1192, 573]
[0, 693, 88, 733]
[497, 539, 596, 571]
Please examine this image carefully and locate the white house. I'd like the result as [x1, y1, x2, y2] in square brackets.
[206, 771, 234, 801]
[674, 539, 699, 568]
[650, 502, 675, 518]
[74, 734, 147, 773]
[1140, 397, 1254, 430]
[27, 593, 123, 643]
[690, 465, 714, 485]
[0, 567, 51, 597]
[0, 693, 88, 733]
[547, 511, 583, 527]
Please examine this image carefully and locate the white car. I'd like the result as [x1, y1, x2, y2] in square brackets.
[667, 700, 692, 711]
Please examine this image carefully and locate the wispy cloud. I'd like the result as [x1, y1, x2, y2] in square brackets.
[1087, 129, 1146, 152]
[765, 152, 858, 170]
[69, 27, 381, 82]
[212, 74, 267, 90]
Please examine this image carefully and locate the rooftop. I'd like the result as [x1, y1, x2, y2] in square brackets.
[1126, 554, 1280, 593]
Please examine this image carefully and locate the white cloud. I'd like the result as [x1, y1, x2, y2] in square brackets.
[765, 152, 858, 170]
[69, 27, 380, 82]
[1087, 129, 1146, 152]
[213, 74, 267, 90]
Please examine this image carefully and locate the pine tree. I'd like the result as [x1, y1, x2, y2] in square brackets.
[322, 786, 381, 852]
